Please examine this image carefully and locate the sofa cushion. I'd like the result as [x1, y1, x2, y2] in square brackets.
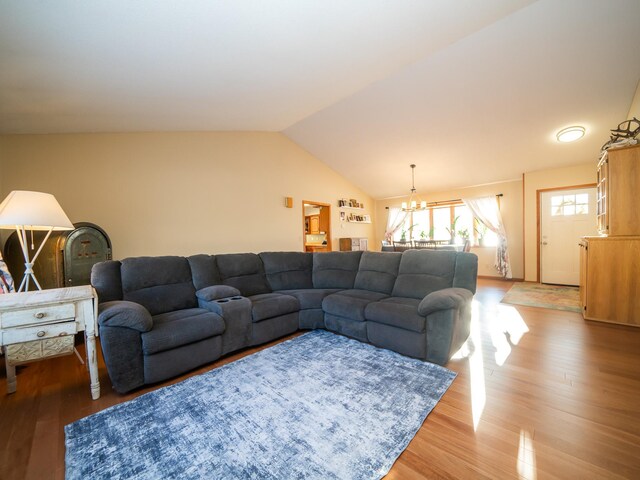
[141, 308, 225, 355]
[322, 289, 388, 322]
[187, 254, 222, 290]
[391, 250, 457, 300]
[418, 288, 473, 316]
[260, 252, 313, 290]
[121, 256, 197, 315]
[216, 253, 271, 297]
[91, 260, 123, 302]
[196, 285, 241, 302]
[276, 288, 342, 310]
[98, 300, 153, 332]
[312, 251, 363, 289]
[453, 252, 479, 294]
[248, 293, 300, 323]
[365, 297, 425, 333]
[354, 251, 402, 295]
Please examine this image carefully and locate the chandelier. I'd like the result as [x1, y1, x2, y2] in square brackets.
[401, 164, 427, 212]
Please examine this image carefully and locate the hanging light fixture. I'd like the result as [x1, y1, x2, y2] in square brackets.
[401, 164, 427, 212]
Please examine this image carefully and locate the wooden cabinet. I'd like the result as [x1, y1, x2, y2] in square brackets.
[596, 144, 640, 236]
[579, 239, 588, 313]
[579, 236, 640, 327]
[339, 238, 368, 251]
[305, 245, 328, 253]
[308, 215, 320, 234]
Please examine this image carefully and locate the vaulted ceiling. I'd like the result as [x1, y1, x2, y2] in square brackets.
[1, 1, 639, 198]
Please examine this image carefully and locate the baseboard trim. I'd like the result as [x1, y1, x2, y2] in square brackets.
[477, 275, 524, 282]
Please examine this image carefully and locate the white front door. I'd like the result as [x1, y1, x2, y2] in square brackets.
[540, 188, 597, 285]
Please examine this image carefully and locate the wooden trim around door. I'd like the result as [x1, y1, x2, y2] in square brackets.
[536, 183, 596, 283]
[522, 173, 525, 281]
[302, 200, 332, 252]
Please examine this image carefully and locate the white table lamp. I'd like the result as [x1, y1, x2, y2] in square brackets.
[0, 190, 74, 292]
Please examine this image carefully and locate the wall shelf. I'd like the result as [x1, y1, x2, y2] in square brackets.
[343, 213, 371, 223]
[338, 198, 365, 209]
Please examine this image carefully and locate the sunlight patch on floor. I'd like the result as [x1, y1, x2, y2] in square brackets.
[517, 429, 537, 480]
[469, 299, 486, 431]
[452, 299, 531, 430]
[490, 304, 529, 366]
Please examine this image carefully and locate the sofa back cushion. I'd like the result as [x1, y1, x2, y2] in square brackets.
[312, 251, 362, 289]
[354, 251, 402, 294]
[392, 250, 457, 299]
[453, 252, 479, 294]
[215, 253, 271, 297]
[259, 252, 313, 290]
[187, 254, 222, 290]
[91, 260, 123, 303]
[121, 256, 197, 315]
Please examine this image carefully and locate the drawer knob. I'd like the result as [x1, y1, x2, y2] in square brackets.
[35, 312, 46, 319]
[37, 331, 46, 338]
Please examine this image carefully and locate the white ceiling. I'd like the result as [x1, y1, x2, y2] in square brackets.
[1, 0, 639, 198]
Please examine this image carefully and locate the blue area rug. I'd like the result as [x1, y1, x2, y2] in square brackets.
[65, 330, 456, 479]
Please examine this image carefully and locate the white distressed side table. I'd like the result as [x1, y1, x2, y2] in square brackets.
[0, 285, 100, 400]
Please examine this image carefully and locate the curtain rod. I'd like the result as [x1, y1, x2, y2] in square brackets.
[385, 193, 503, 209]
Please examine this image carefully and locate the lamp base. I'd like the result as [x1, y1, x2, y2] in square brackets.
[14, 226, 53, 293]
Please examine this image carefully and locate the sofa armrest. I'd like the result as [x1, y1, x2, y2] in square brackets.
[98, 300, 153, 332]
[418, 288, 473, 316]
[196, 285, 241, 302]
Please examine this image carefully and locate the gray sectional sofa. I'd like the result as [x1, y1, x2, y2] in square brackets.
[91, 250, 478, 393]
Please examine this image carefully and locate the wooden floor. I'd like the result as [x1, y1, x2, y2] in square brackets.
[1, 278, 639, 479]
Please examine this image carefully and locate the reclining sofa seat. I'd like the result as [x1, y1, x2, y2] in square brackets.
[189, 253, 300, 348]
[92, 256, 225, 392]
[92, 250, 477, 394]
[365, 249, 477, 364]
[321, 251, 399, 342]
[258, 251, 342, 330]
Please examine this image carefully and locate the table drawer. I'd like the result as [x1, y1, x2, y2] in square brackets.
[1, 303, 76, 328]
[2, 321, 78, 345]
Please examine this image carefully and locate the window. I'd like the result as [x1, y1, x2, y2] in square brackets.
[392, 214, 412, 242]
[432, 207, 450, 240]
[474, 218, 499, 247]
[551, 194, 589, 216]
[391, 202, 500, 247]
[412, 209, 431, 240]
[454, 205, 474, 242]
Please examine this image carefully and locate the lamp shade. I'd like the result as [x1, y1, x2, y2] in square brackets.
[0, 190, 74, 231]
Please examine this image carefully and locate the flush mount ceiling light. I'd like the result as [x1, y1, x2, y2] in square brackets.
[556, 126, 585, 143]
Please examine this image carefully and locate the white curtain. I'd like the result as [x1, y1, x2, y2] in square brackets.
[462, 196, 512, 279]
[384, 207, 409, 243]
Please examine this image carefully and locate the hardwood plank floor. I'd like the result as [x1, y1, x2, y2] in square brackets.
[1, 278, 639, 479]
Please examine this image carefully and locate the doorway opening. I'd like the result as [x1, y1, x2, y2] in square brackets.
[302, 201, 331, 252]
[537, 184, 596, 285]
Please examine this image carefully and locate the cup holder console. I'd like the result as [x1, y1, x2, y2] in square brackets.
[201, 295, 252, 354]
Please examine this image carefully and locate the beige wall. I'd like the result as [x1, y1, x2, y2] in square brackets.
[522, 162, 596, 281]
[374, 179, 524, 279]
[0, 132, 375, 259]
[628, 80, 640, 119]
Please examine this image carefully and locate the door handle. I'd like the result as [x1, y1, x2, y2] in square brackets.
[542, 242, 548, 245]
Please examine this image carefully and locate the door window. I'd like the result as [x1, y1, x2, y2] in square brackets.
[551, 194, 589, 216]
